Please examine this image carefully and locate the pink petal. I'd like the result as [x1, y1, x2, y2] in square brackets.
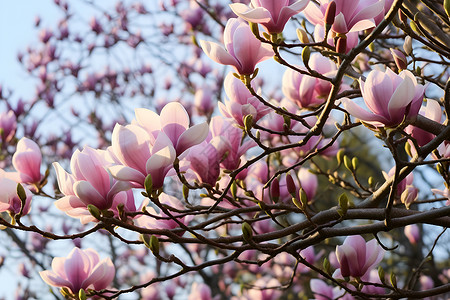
[332, 12, 349, 33]
[109, 165, 145, 186]
[200, 40, 239, 70]
[111, 124, 151, 174]
[341, 98, 389, 126]
[134, 108, 161, 144]
[53, 162, 75, 196]
[229, 4, 272, 23]
[74, 181, 108, 209]
[176, 122, 210, 155]
[303, 2, 324, 25]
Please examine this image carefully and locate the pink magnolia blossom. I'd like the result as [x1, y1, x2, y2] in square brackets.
[219, 72, 271, 126]
[383, 167, 417, 208]
[245, 277, 282, 300]
[54, 147, 134, 224]
[282, 53, 336, 109]
[336, 235, 384, 278]
[404, 224, 420, 244]
[0, 177, 32, 216]
[188, 282, 212, 300]
[313, 24, 359, 53]
[229, 0, 310, 34]
[431, 187, 450, 206]
[210, 116, 256, 170]
[185, 141, 221, 186]
[194, 85, 215, 117]
[39, 247, 115, 295]
[200, 18, 273, 75]
[304, 0, 385, 34]
[109, 124, 176, 189]
[3, 137, 42, 184]
[135, 193, 191, 233]
[310, 279, 353, 300]
[298, 168, 318, 203]
[341, 69, 426, 127]
[405, 99, 442, 147]
[0, 110, 16, 143]
[133, 102, 209, 156]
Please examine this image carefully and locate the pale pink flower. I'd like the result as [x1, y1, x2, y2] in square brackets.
[4, 137, 42, 184]
[298, 168, 318, 203]
[313, 24, 359, 53]
[404, 224, 420, 244]
[135, 193, 191, 233]
[336, 235, 384, 278]
[185, 141, 220, 186]
[341, 69, 426, 127]
[304, 0, 385, 34]
[133, 102, 209, 156]
[282, 53, 336, 109]
[219, 72, 271, 126]
[431, 187, 450, 206]
[188, 282, 212, 300]
[0, 177, 32, 216]
[200, 18, 273, 75]
[310, 279, 352, 300]
[210, 116, 256, 170]
[39, 247, 115, 295]
[245, 278, 282, 300]
[229, 0, 310, 34]
[0, 110, 16, 143]
[405, 99, 442, 147]
[194, 85, 215, 117]
[109, 124, 176, 189]
[54, 147, 134, 224]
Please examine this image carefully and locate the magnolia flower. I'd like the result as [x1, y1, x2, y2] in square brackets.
[336, 235, 384, 278]
[229, 0, 310, 34]
[219, 72, 271, 126]
[185, 141, 221, 186]
[282, 53, 336, 109]
[404, 224, 420, 244]
[200, 18, 273, 75]
[0, 177, 32, 216]
[3, 137, 42, 184]
[54, 147, 134, 224]
[135, 193, 191, 233]
[133, 102, 209, 156]
[341, 69, 426, 127]
[298, 168, 318, 203]
[40, 247, 115, 295]
[188, 282, 212, 300]
[210, 116, 256, 171]
[0, 110, 16, 143]
[310, 279, 351, 300]
[405, 99, 442, 147]
[304, 0, 385, 34]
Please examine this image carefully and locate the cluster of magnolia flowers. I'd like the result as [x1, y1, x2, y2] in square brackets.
[1, 0, 449, 298]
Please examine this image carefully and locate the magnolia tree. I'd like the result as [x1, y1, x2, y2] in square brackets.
[1, 0, 450, 299]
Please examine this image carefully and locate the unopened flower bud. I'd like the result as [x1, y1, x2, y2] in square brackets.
[87, 204, 101, 220]
[144, 174, 153, 196]
[270, 178, 280, 203]
[242, 222, 253, 242]
[285, 173, 297, 196]
[390, 48, 407, 70]
[336, 36, 347, 54]
[296, 28, 309, 43]
[302, 46, 311, 67]
[79, 289, 87, 300]
[343, 155, 352, 171]
[404, 224, 420, 244]
[403, 36, 413, 55]
[325, 1, 336, 27]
